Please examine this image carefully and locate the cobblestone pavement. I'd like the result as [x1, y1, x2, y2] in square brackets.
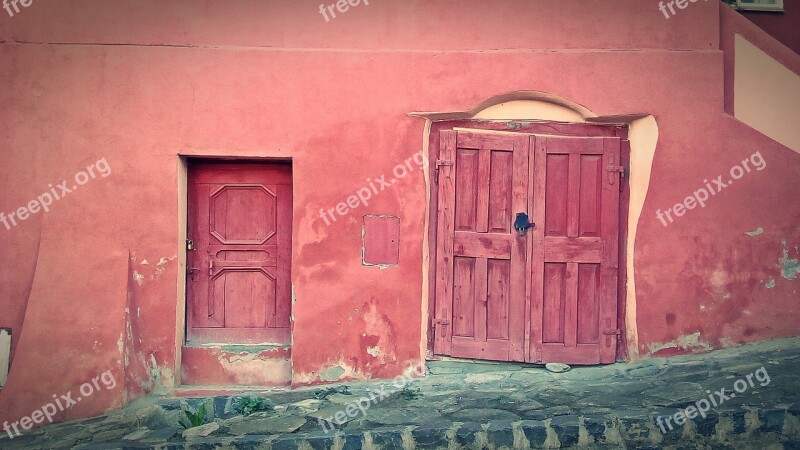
[2, 338, 800, 449]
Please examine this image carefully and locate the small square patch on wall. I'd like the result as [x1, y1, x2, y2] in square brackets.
[363, 215, 400, 267]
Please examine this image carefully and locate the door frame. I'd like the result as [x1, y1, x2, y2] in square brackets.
[425, 120, 631, 362]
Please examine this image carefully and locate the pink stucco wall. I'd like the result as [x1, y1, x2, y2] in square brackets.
[0, 0, 798, 425]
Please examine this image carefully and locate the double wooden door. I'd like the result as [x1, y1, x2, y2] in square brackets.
[433, 130, 622, 364]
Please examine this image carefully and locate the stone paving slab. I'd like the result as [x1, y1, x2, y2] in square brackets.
[2, 337, 800, 449]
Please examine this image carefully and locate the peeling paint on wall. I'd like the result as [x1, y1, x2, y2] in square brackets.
[217, 355, 292, 385]
[647, 332, 712, 355]
[130, 255, 177, 283]
[766, 279, 776, 288]
[320, 365, 346, 381]
[779, 241, 800, 280]
[707, 265, 732, 300]
[132, 271, 144, 286]
[745, 227, 764, 236]
[293, 360, 364, 385]
[117, 333, 125, 354]
[360, 300, 398, 366]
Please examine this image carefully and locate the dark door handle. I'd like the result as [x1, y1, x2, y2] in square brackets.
[514, 212, 534, 236]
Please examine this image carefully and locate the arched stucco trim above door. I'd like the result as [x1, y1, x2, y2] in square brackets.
[410, 90, 659, 363]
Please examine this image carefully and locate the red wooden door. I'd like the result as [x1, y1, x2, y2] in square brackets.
[529, 135, 621, 364]
[187, 162, 292, 345]
[433, 130, 623, 365]
[433, 130, 529, 362]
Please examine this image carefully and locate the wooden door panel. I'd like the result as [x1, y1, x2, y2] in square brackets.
[452, 257, 476, 337]
[577, 263, 600, 345]
[544, 155, 569, 236]
[578, 155, 603, 237]
[455, 149, 479, 231]
[213, 269, 274, 328]
[434, 131, 528, 362]
[187, 163, 292, 345]
[473, 258, 488, 343]
[488, 151, 513, 233]
[453, 232, 512, 259]
[542, 262, 566, 344]
[486, 259, 511, 340]
[543, 237, 602, 262]
[530, 136, 621, 365]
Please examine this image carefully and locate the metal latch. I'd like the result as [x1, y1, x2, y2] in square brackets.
[432, 318, 450, 326]
[603, 329, 622, 335]
[606, 156, 625, 186]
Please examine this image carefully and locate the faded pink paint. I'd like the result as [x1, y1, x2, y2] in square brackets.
[0, 0, 797, 427]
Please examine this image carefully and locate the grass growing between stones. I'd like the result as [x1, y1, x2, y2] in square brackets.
[232, 396, 273, 416]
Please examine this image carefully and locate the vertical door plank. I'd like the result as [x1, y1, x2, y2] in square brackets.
[578, 155, 602, 237]
[567, 154, 581, 238]
[544, 154, 569, 237]
[488, 151, 513, 234]
[528, 136, 547, 361]
[599, 137, 622, 363]
[452, 257, 475, 337]
[474, 257, 489, 343]
[576, 264, 600, 344]
[476, 148, 491, 233]
[434, 130, 457, 355]
[455, 150, 478, 231]
[487, 259, 510, 340]
[276, 183, 293, 328]
[508, 135, 529, 361]
[564, 262, 579, 348]
[542, 263, 566, 343]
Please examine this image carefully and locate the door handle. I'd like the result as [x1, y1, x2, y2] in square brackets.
[514, 212, 534, 236]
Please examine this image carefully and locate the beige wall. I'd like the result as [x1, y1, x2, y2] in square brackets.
[735, 34, 800, 154]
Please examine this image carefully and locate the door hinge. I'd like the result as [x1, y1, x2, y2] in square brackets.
[435, 160, 454, 180]
[435, 160, 453, 169]
[606, 156, 625, 187]
[432, 318, 450, 326]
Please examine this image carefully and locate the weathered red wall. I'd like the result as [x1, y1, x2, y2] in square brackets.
[0, 0, 798, 425]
